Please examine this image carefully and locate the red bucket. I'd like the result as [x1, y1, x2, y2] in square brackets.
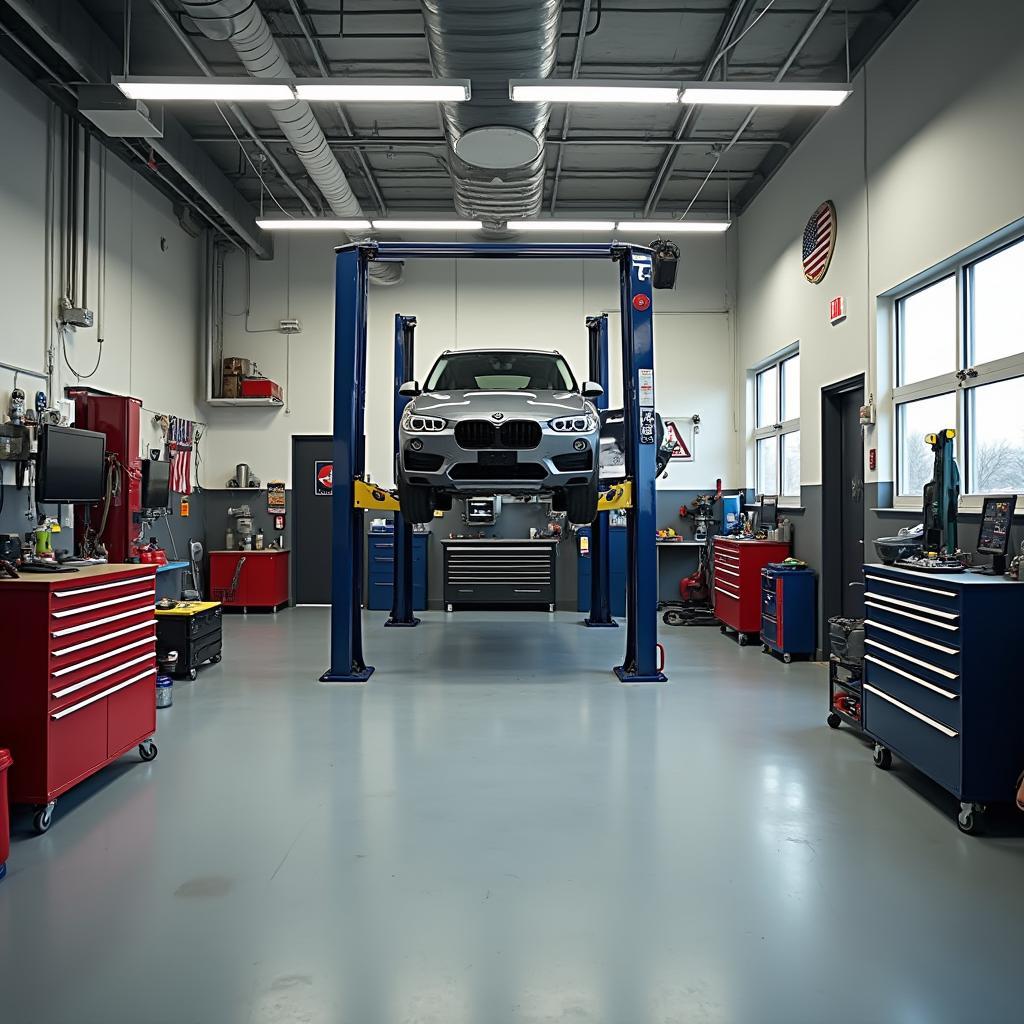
[0, 749, 11, 881]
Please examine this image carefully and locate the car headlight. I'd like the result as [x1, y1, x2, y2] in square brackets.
[549, 413, 598, 432]
[402, 411, 447, 432]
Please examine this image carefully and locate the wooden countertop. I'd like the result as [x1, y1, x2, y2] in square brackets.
[0, 562, 155, 588]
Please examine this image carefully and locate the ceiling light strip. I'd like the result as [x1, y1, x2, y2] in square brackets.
[114, 76, 470, 103]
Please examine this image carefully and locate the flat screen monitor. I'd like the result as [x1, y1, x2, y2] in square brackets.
[760, 495, 778, 530]
[36, 424, 106, 504]
[141, 459, 171, 509]
[978, 495, 1016, 555]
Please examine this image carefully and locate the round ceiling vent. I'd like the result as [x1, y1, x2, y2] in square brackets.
[455, 126, 540, 170]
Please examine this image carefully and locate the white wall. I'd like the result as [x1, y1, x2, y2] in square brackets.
[0, 55, 203, 463]
[736, 0, 1024, 489]
[207, 233, 739, 490]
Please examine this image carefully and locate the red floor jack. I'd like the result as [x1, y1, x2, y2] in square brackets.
[662, 481, 721, 627]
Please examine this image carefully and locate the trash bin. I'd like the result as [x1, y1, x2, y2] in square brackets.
[0, 748, 12, 881]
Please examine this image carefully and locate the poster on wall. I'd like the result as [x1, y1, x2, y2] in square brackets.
[664, 418, 695, 462]
[267, 480, 286, 513]
[314, 461, 333, 496]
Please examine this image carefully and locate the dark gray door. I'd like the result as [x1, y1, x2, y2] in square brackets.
[292, 435, 333, 604]
[839, 387, 865, 618]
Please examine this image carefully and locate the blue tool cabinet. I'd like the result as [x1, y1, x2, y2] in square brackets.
[576, 526, 627, 615]
[367, 531, 429, 610]
[862, 564, 1024, 834]
[760, 563, 816, 662]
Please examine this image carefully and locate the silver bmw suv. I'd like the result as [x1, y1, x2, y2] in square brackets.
[397, 349, 603, 524]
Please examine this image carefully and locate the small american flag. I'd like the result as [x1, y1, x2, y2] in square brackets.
[802, 200, 836, 284]
[167, 416, 194, 495]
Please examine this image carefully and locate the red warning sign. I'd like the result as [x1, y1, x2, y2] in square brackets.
[632, 294, 651, 311]
[665, 420, 693, 462]
[314, 460, 333, 495]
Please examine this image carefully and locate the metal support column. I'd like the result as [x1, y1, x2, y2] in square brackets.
[386, 314, 420, 627]
[584, 313, 617, 629]
[321, 245, 374, 682]
[614, 247, 667, 682]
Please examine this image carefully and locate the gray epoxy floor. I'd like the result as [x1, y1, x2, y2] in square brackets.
[2, 609, 1024, 1024]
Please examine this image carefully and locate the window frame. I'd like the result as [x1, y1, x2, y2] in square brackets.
[752, 345, 800, 503]
[892, 233, 1024, 511]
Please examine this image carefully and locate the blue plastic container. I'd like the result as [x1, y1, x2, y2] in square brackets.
[720, 494, 742, 535]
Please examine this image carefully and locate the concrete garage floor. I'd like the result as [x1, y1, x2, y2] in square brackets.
[2, 609, 1024, 1024]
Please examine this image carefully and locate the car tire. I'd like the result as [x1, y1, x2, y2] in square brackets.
[566, 482, 599, 525]
[550, 490, 567, 513]
[398, 478, 434, 524]
[433, 492, 453, 512]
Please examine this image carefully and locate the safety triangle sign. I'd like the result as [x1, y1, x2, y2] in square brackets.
[666, 419, 694, 462]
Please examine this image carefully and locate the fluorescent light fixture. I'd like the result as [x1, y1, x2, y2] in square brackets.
[115, 76, 294, 102]
[507, 220, 616, 232]
[256, 218, 372, 231]
[680, 83, 851, 107]
[615, 220, 731, 233]
[295, 78, 470, 102]
[372, 219, 483, 231]
[510, 79, 680, 104]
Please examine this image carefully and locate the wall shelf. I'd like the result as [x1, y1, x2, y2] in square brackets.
[206, 397, 283, 408]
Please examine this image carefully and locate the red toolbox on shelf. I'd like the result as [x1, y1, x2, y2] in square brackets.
[713, 537, 790, 639]
[0, 564, 158, 833]
[239, 377, 283, 402]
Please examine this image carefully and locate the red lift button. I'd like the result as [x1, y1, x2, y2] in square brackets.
[632, 294, 651, 311]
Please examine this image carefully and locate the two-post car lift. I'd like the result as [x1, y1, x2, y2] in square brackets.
[321, 241, 667, 685]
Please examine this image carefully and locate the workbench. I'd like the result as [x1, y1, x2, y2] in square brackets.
[155, 601, 223, 680]
[0, 563, 158, 833]
[862, 563, 1024, 833]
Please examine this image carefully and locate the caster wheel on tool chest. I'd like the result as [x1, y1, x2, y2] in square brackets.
[958, 804, 982, 835]
[827, 712, 841, 729]
[187, 667, 198, 681]
[782, 653, 793, 664]
[762, 644, 770, 653]
[210, 653, 222, 664]
[33, 802, 55, 834]
[872, 745, 892, 770]
[719, 625, 727, 634]
[139, 741, 158, 762]
[737, 633, 748, 647]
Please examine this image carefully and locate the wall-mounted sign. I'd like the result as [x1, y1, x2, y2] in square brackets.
[802, 199, 837, 284]
[267, 480, 286, 513]
[314, 461, 333, 496]
[664, 418, 695, 462]
[829, 295, 847, 325]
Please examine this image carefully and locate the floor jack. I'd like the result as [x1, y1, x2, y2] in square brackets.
[662, 483, 721, 627]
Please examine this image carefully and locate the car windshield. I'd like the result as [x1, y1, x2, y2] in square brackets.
[425, 351, 577, 391]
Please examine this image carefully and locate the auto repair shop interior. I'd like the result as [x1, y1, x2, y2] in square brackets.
[1, 1, 1024, 1022]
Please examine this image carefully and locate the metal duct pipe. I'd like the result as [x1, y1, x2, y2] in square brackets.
[420, 0, 562, 227]
[176, 0, 400, 283]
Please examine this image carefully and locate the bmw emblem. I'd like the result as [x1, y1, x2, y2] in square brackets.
[492, 412, 504, 421]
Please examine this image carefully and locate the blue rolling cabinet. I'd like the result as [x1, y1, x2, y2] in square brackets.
[576, 526, 627, 616]
[862, 564, 1024, 834]
[367, 529, 429, 610]
[760, 563, 816, 662]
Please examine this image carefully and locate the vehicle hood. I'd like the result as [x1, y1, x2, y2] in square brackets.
[411, 389, 590, 420]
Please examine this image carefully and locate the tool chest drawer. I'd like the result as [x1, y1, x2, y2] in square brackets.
[0, 564, 158, 816]
[442, 540, 557, 609]
[366, 531, 429, 610]
[862, 564, 1024, 812]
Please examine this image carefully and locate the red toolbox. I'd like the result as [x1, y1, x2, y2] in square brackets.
[0, 563, 159, 834]
[713, 537, 790, 642]
[0, 748, 11, 880]
[210, 549, 290, 610]
[240, 377, 283, 402]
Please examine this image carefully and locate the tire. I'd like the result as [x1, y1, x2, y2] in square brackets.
[139, 741, 158, 762]
[872, 745, 892, 770]
[433, 492, 453, 512]
[550, 490, 567, 513]
[33, 803, 54, 834]
[827, 712, 841, 729]
[397, 477, 434, 524]
[565, 482, 599, 525]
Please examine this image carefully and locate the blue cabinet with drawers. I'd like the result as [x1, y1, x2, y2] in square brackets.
[862, 564, 1024, 832]
[367, 531, 429, 610]
[760, 564, 816, 661]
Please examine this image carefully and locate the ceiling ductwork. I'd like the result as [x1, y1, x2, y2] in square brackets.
[176, 0, 400, 283]
[420, 0, 562, 228]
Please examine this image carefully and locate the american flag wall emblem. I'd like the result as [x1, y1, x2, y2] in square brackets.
[802, 200, 837, 284]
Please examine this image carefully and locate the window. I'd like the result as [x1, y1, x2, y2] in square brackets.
[893, 235, 1024, 506]
[752, 349, 800, 501]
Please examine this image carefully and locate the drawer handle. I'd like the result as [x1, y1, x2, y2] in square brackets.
[51, 669, 155, 720]
[864, 591, 959, 621]
[51, 590, 156, 618]
[714, 585, 739, 599]
[52, 651, 156, 699]
[864, 654, 958, 700]
[53, 573, 155, 598]
[716, 567, 739, 580]
[863, 574, 957, 599]
[864, 619, 959, 655]
[864, 638, 958, 680]
[514, 589, 541, 593]
[52, 606, 155, 638]
[863, 683, 959, 738]
[52, 620, 155, 657]
[52, 635, 156, 678]
[864, 599, 958, 632]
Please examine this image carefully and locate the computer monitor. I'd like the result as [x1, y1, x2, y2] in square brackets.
[141, 458, 171, 509]
[976, 494, 1017, 575]
[36, 424, 106, 504]
[760, 495, 778, 530]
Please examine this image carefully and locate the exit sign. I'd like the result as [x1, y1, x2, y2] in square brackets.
[829, 296, 847, 325]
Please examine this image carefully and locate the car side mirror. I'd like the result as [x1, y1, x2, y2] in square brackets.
[399, 380, 421, 397]
[582, 381, 604, 399]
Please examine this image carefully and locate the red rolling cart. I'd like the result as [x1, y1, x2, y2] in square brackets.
[210, 549, 290, 611]
[712, 537, 790, 645]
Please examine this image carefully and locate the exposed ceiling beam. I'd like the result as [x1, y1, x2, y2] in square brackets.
[1, 0, 271, 257]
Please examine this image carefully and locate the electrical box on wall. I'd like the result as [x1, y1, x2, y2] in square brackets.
[859, 402, 876, 426]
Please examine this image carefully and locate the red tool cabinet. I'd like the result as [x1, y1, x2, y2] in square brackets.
[713, 537, 790, 641]
[0, 564, 158, 833]
[209, 549, 290, 611]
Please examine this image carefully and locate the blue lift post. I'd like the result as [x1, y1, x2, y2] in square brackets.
[584, 313, 616, 629]
[322, 241, 666, 684]
[386, 314, 420, 628]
